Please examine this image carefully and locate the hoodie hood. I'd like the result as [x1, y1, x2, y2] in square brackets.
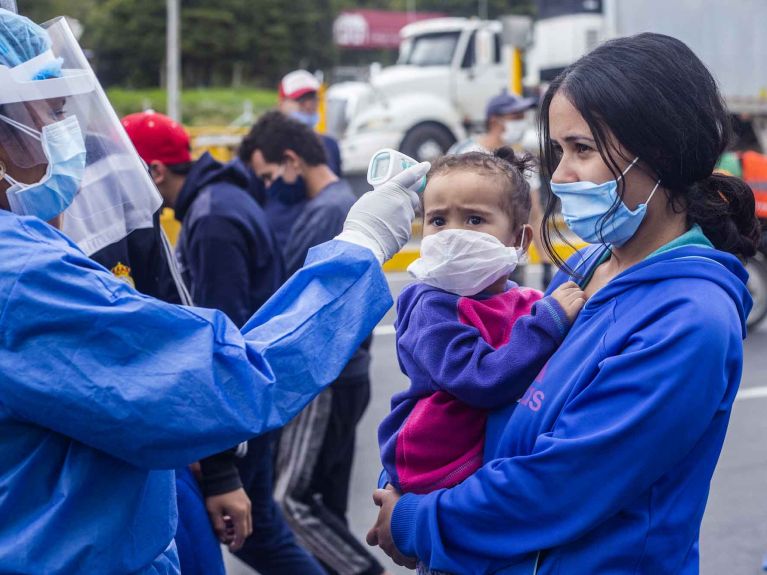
[570, 245, 752, 338]
[174, 152, 251, 221]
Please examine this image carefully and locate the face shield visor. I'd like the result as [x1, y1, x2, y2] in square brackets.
[0, 14, 162, 255]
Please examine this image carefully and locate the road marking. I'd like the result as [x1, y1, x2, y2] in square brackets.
[736, 386, 767, 401]
[373, 324, 396, 336]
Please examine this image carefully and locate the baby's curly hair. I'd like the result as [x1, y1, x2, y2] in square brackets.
[426, 147, 536, 229]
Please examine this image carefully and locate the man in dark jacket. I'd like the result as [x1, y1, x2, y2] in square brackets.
[240, 111, 386, 575]
[124, 111, 323, 575]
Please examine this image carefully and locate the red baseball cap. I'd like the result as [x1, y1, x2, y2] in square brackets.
[278, 70, 320, 101]
[122, 111, 192, 165]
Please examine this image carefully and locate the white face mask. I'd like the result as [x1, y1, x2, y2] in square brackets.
[502, 119, 527, 145]
[407, 229, 525, 297]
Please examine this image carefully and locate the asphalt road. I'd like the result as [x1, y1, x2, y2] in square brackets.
[226, 267, 767, 575]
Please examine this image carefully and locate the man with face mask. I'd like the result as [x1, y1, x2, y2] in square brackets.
[240, 110, 388, 575]
[448, 90, 536, 155]
[279, 69, 342, 177]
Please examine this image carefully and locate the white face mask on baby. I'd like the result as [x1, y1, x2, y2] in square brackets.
[407, 229, 525, 296]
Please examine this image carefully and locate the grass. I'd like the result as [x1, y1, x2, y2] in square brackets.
[106, 87, 279, 126]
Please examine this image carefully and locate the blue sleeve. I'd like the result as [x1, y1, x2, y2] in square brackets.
[390, 294, 741, 573]
[0, 222, 391, 470]
[284, 204, 347, 277]
[185, 214, 252, 328]
[397, 289, 568, 409]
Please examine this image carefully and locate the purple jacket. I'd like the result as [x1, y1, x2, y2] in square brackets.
[378, 282, 569, 494]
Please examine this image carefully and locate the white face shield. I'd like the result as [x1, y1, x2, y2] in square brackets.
[0, 14, 162, 255]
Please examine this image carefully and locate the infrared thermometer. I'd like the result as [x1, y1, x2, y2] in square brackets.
[367, 148, 427, 193]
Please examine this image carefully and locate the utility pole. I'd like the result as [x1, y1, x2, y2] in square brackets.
[501, 16, 532, 96]
[407, 0, 416, 21]
[479, 0, 488, 20]
[166, 0, 181, 121]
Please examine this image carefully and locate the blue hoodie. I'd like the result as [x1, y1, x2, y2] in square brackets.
[391, 233, 751, 574]
[175, 152, 285, 328]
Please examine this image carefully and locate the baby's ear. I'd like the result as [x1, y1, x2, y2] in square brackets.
[517, 224, 534, 252]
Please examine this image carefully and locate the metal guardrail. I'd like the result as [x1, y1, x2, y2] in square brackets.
[187, 126, 249, 163]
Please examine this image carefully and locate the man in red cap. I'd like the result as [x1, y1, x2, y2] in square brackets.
[279, 69, 342, 177]
[122, 111, 314, 575]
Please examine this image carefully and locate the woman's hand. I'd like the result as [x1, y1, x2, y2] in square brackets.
[366, 485, 418, 569]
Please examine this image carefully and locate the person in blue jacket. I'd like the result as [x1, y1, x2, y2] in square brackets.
[367, 33, 762, 574]
[0, 10, 430, 575]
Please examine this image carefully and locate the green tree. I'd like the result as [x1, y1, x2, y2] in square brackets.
[83, 0, 165, 87]
[17, 0, 536, 89]
[18, 0, 98, 23]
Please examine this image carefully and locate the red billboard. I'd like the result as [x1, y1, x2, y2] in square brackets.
[333, 9, 445, 50]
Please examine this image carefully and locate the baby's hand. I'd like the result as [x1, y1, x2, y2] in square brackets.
[550, 281, 587, 324]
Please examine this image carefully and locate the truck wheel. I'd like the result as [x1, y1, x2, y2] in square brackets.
[747, 251, 767, 330]
[400, 123, 456, 162]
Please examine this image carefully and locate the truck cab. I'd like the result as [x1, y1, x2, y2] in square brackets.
[327, 18, 509, 174]
[524, 0, 604, 85]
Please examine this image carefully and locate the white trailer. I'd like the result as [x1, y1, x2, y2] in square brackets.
[525, 0, 767, 147]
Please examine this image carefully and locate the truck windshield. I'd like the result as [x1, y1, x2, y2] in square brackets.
[398, 32, 461, 66]
[536, 0, 602, 20]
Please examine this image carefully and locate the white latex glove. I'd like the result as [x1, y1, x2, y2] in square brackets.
[336, 161, 430, 264]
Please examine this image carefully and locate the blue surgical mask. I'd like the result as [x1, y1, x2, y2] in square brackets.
[290, 110, 319, 129]
[1, 114, 86, 221]
[550, 157, 660, 247]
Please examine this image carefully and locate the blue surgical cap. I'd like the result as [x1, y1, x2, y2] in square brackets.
[0, 8, 62, 79]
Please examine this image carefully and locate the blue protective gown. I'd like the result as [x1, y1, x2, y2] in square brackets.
[0, 211, 391, 574]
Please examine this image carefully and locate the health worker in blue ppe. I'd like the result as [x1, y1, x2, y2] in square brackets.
[367, 34, 761, 574]
[0, 10, 429, 575]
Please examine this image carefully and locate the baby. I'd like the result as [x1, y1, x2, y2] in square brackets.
[378, 149, 585, 526]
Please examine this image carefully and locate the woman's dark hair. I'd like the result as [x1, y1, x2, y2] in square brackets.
[238, 110, 327, 167]
[427, 147, 536, 230]
[539, 32, 761, 266]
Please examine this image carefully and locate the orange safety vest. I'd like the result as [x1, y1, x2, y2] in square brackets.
[740, 151, 767, 219]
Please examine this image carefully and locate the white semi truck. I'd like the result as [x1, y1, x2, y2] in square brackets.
[326, 17, 518, 175]
[329, 1, 767, 175]
[526, 0, 767, 147]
